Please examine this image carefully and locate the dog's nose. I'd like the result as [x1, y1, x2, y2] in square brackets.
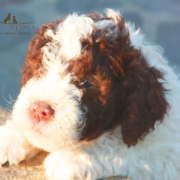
[30, 102, 54, 121]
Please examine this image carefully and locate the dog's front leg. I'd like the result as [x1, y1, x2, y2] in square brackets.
[44, 146, 105, 180]
[0, 120, 40, 166]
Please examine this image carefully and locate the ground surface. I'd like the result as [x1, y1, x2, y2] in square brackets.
[0, 107, 129, 180]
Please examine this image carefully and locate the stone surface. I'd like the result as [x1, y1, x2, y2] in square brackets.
[0, 107, 129, 180]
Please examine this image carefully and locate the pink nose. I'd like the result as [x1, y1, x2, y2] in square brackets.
[30, 102, 54, 121]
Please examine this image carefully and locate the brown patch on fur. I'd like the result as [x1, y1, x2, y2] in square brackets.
[68, 13, 168, 147]
[95, 38, 107, 52]
[21, 21, 61, 86]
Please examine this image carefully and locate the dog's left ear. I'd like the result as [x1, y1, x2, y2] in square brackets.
[96, 14, 170, 147]
[117, 50, 169, 147]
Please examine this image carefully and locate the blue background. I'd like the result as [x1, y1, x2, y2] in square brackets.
[0, 0, 180, 110]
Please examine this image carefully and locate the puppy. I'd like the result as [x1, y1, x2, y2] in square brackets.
[0, 9, 180, 180]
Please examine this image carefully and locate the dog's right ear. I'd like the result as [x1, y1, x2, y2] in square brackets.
[97, 11, 169, 147]
[116, 49, 169, 147]
[21, 22, 61, 86]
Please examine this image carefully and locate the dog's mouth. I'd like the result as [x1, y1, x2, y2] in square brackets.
[34, 128, 43, 135]
[31, 123, 50, 137]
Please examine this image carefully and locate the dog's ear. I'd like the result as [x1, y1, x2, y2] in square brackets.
[96, 14, 169, 147]
[78, 14, 168, 146]
[117, 51, 169, 147]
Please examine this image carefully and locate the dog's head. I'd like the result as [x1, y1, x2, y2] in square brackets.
[12, 10, 168, 152]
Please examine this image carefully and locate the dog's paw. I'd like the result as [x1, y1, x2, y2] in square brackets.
[44, 151, 96, 180]
[0, 122, 37, 166]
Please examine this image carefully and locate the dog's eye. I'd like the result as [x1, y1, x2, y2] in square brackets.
[80, 79, 92, 88]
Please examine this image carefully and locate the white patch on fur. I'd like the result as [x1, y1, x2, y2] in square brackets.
[94, 19, 118, 40]
[0, 121, 39, 166]
[94, 9, 128, 41]
[12, 61, 85, 152]
[105, 9, 120, 23]
[42, 13, 94, 62]
[44, 150, 97, 180]
[94, 9, 119, 41]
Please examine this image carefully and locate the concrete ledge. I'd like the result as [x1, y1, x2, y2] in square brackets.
[1, 151, 48, 180]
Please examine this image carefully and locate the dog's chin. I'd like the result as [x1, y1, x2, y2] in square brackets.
[11, 114, 81, 152]
[23, 129, 83, 152]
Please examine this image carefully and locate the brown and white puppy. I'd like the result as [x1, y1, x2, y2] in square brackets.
[0, 9, 180, 180]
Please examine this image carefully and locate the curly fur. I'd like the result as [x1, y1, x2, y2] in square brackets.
[0, 9, 180, 180]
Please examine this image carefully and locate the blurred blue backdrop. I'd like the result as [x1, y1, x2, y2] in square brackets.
[0, 0, 180, 110]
